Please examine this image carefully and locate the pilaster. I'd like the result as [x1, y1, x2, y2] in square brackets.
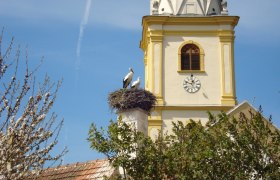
[150, 31, 164, 105]
[219, 30, 237, 106]
[148, 109, 162, 140]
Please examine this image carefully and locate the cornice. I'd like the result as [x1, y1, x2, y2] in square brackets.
[140, 16, 239, 51]
[154, 105, 234, 111]
[142, 15, 240, 27]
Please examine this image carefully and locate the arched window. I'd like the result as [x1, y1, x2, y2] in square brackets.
[181, 44, 200, 70]
[178, 41, 205, 72]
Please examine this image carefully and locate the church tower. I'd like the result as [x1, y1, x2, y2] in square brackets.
[140, 0, 239, 136]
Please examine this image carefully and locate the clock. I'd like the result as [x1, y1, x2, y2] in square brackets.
[183, 75, 201, 93]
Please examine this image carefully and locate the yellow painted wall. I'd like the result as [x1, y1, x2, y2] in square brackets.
[140, 16, 239, 135]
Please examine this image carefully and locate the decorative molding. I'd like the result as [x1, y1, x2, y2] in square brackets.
[178, 40, 205, 72]
[221, 96, 237, 106]
[142, 16, 239, 26]
[177, 70, 206, 73]
[154, 105, 234, 111]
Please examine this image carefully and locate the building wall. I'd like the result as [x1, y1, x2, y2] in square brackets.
[141, 16, 239, 136]
[161, 109, 220, 134]
[163, 35, 221, 105]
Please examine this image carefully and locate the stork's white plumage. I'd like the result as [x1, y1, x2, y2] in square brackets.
[123, 68, 134, 88]
[131, 77, 140, 89]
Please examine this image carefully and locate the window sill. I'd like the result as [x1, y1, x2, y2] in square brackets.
[177, 70, 206, 74]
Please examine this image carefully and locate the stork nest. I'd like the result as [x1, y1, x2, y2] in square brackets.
[108, 89, 156, 113]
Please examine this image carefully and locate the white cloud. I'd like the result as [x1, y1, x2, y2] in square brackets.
[0, 0, 279, 35]
[0, 0, 148, 30]
[231, 0, 280, 43]
[231, 0, 280, 28]
[0, 1, 84, 23]
[76, 0, 92, 85]
[90, 1, 149, 30]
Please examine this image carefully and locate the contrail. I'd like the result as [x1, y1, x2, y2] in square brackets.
[76, 0, 92, 86]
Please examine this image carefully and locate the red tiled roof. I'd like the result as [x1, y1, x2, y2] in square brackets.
[28, 159, 117, 180]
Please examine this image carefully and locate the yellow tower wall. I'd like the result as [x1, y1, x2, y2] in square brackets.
[141, 16, 239, 136]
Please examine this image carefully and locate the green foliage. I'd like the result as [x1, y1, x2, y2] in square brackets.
[88, 117, 147, 178]
[88, 111, 280, 179]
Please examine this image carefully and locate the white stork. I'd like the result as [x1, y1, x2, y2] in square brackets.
[123, 68, 134, 88]
[131, 77, 140, 89]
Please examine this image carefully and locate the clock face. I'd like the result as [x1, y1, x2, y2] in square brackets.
[183, 75, 201, 93]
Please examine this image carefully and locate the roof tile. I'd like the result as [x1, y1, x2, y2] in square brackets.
[25, 159, 116, 180]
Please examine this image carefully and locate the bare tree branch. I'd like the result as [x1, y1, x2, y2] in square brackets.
[0, 31, 67, 179]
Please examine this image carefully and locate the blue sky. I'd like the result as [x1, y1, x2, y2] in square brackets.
[0, 0, 279, 165]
